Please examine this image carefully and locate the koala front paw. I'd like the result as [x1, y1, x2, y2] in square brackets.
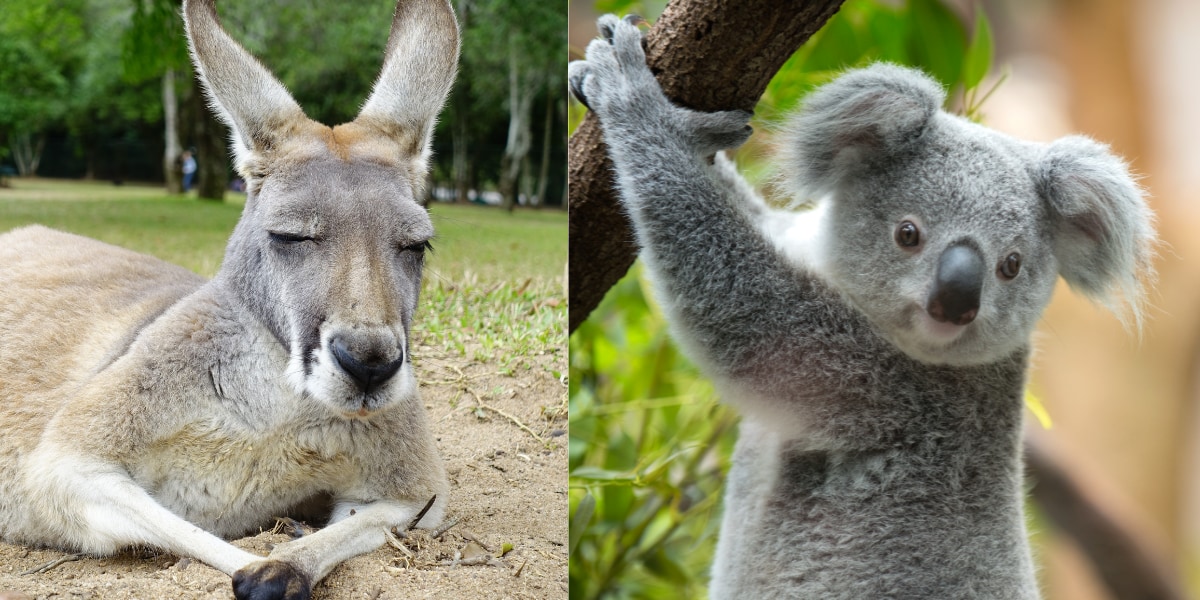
[569, 14, 754, 155]
[232, 560, 312, 600]
[568, 14, 661, 117]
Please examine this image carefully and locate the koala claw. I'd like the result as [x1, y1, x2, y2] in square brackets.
[598, 14, 620, 42]
[599, 13, 645, 43]
[567, 62, 592, 110]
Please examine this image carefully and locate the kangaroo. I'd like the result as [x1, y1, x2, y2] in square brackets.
[0, 1, 458, 598]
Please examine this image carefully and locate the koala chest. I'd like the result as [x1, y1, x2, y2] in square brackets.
[715, 428, 1034, 599]
[128, 423, 359, 537]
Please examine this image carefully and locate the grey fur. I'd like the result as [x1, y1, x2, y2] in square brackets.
[0, 1, 459, 598]
[570, 15, 1156, 599]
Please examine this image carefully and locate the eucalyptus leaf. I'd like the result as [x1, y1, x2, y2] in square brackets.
[907, 0, 967, 90]
[962, 9, 994, 90]
[571, 465, 637, 482]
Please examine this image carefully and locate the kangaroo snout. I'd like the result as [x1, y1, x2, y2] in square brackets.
[926, 243, 983, 326]
[330, 334, 405, 393]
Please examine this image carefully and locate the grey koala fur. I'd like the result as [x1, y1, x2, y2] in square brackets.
[570, 15, 1155, 599]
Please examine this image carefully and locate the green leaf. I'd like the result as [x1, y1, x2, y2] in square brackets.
[866, 7, 910, 65]
[644, 548, 691, 584]
[571, 465, 636, 482]
[569, 492, 595, 555]
[961, 9, 994, 90]
[801, 12, 863, 73]
[907, 0, 968, 90]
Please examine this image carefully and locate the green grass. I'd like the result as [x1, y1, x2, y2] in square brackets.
[0, 181, 244, 276]
[0, 178, 567, 367]
[426, 203, 566, 291]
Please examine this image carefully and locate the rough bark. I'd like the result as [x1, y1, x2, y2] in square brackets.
[567, 0, 846, 331]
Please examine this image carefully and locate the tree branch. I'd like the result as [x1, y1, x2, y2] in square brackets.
[1026, 429, 1188, 600]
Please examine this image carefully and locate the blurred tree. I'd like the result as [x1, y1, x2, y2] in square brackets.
[0, 38, 68, 175]
[2, 0, 565, 209]
[0, 1, 83, 175]
[461, 0, 566, 211]
[123, 0, 190, 193]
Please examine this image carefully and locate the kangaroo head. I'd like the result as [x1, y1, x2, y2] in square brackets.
[183, 0, 459, 417]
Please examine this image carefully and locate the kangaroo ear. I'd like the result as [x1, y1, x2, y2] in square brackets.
[778, 63, 944, 198]
[183, 0, 309, 173]
[353, 0, 460, 175]
[1035, 135, 1156, 327]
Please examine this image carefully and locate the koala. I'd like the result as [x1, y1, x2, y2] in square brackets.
[569, 15, 1155, 599]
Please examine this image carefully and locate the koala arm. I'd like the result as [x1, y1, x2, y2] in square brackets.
[570, 17, 880, 441]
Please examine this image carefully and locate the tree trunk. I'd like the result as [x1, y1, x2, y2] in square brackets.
[163, 68, 183, 194]
[191, 74, 228, 201]
[11, 132, 45, 177]
[452, 86, 472, 204]
[534, 90, 555, 208]
[520, 152, 534, 208]
[83, 139, 97, 180]
[567, 0, 846, 332]
[498, 40, 535, 212]
[1026, 430, 1189, 600]
[452, 0, 472, 204]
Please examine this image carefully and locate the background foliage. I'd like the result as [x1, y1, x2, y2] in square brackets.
[0, 0, 566, 207]
[568, 1, 1000, 597]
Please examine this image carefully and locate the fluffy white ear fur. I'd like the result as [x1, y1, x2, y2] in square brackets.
[183, 0, 307, 172]
[777, 63, 944, 199]
[1035, 135, 1157, 329]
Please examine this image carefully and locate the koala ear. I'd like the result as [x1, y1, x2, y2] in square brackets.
[778, 63, 944, 197]
[1035, 135, 1156, 328]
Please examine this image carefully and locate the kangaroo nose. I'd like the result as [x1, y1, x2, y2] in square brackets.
[331, 337, 404, 393]
[926, 243, 983, 326]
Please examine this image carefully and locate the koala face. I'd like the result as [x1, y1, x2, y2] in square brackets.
[824, 118, 1059, 365]
[778, 64, 1155, 367]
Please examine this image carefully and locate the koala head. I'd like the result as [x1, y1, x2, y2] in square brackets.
[778, 64, 1156, 366]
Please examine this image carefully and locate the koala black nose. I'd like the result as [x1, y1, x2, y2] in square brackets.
[926, 243, 984, 326]
[331, 337, 405, 393]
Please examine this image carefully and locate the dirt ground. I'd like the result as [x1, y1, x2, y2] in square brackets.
[0, 341, 568, 599]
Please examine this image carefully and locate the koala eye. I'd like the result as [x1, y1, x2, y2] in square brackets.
[999, 253, 1022, 279]
[894, 221, 921, 248]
